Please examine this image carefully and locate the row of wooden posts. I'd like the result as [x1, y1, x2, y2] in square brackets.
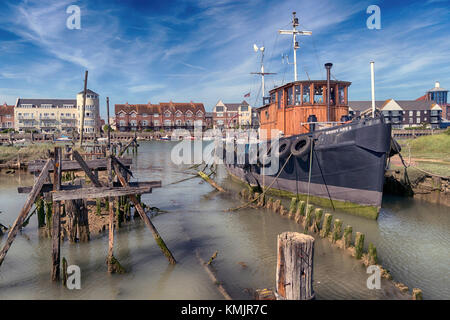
[0, 141, 176, 284]
[240, 188, 423, 300]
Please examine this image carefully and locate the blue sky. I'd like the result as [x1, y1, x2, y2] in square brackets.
[0, 0, 449, 117]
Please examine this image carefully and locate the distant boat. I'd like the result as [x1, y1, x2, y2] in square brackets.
[55, 135, 71, 142]
[160, 135, 171, 141]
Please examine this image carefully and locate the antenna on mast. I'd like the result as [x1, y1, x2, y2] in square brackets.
[251, 44, 276, 100]
[278, 12, 312, 81]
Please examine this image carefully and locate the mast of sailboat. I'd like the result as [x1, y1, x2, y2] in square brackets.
[251, 44, 276, 100]
[278, 12, 312, 81]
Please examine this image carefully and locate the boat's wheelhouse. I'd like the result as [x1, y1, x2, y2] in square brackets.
[258, 80, 351, 138]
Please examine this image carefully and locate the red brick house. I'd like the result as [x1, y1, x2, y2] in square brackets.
[0, 103, 14, 131]
[115, 101, 206, 131]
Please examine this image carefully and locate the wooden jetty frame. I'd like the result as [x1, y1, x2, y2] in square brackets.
[0, 146, 176, 281]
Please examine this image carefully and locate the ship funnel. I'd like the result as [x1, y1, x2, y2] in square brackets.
[325, 63, 333, 122]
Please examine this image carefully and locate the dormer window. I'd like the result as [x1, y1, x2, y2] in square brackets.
[164, 111, 171, 117]
[186, 110, 193, 117]
[195, 111, 202, 117]
[175, 110, 182, 117]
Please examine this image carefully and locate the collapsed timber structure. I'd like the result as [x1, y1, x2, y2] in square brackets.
[0, 141, 175, 282]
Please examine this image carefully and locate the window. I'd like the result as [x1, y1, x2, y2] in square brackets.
[329, 86, 335, 105]
[216, 112, 223, 117]
[142, 113, 148, 117]
[424, 110, 427, 115]
[416, 118, 420, 124]
[338, 86, 345, 104]
[409, 111, 413, 116]
[409, 118, 413, 124]
[154, 120, 160, 126]
[265, 111, 269, 119]
[196, 111, 203, 117]
[154, 113, 159, 117]
[176, 111, 182, 117]
[303, 85, 310, 103]
[176, 119, 182, 125]
[216, 106, 224, 112]
[131, 113, 137, 118]
[240, 106, 248, 112]
[270, 92, 276, 104]
[294, 85, 301, 105]
[142, 120, 148, 126]
[277, 91, 281, 109]
[164, 120, 172, 126]
[186, 120, 192, 126]
[286, 87, 293, 106]
[313, 85, 323, 104]
[424, 117, 427, 121]
[164, 111, 171, 117]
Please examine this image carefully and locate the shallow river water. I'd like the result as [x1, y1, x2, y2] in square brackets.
[0, 141, 448, 299]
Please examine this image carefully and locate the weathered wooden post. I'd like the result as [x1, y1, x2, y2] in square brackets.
[313, 208, 323, 233]
[288, 198, 298, 218]
[303, 204, 314, 230]
[355, 232, 365, 259]
[107, 156, 115, 272]
[320, 213, 333, 238]
[331, 219, 342, 243]
[276, 232, 315, 300]
[51, 147, 62, 281]
[343, 225, 353, 249]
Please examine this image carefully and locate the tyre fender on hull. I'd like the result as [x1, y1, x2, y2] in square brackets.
[277, 139, 292, 158]
[290, 136, 311, 157]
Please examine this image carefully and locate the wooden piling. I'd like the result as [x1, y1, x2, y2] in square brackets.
[51, 147, 62, 281]
[355, 232, 365, 259]
[343, 225, 353, 249]
[331, 219, 342, 243]
[288, 198, 298, 218]
[62, 257, 68, 287]
[272, 199, 281, 214]
[368, 243, 378, 265]
[320, 213, 332, 238]
[276, 232, 315, 300]
[313, 208, 323, 233]
[412, 288, 423, 300]
[304, 204, 314, 230]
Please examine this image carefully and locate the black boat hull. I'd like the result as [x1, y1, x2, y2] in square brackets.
[225, 117, 392, 219]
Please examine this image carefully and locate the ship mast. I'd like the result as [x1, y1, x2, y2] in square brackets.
[251, 44, 276, 100]
[278, 12, 312, 81]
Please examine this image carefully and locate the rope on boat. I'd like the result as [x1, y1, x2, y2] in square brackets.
[226, 153, 293, 212]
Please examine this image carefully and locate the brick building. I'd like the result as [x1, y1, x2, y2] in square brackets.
[0, 103, 14, 131]
[115, 101, 206, 132]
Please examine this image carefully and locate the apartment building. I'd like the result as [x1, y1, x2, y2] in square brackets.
[77, 89, 101, 133]
[14, 98, 77, 133]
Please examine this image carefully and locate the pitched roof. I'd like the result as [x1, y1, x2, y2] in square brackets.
[0, 104, 14, 116]
[395, 100, 438, 111]
[348, 101, 385, 112]
[223, 103, 240, 111]
[115, 102, 205, 115]
[78, 89, 99, 95]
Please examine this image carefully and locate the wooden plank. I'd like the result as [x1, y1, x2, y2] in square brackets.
[52, 147, 62, 281]
[17, 181, 161, 194]
[28, 158, 132, 173]
[0, 159, 53, 268]
[73, 150, 103, 187]
[107, 155, 114, 272]
[112, 156, 176, 265]
[51, 185, 153, 201]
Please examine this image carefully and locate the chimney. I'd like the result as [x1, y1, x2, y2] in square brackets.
[435, 81, 440, 88]
[325, 62, 333, 122]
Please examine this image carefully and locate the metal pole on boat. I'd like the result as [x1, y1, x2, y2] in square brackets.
[370, 61, 376, 118]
